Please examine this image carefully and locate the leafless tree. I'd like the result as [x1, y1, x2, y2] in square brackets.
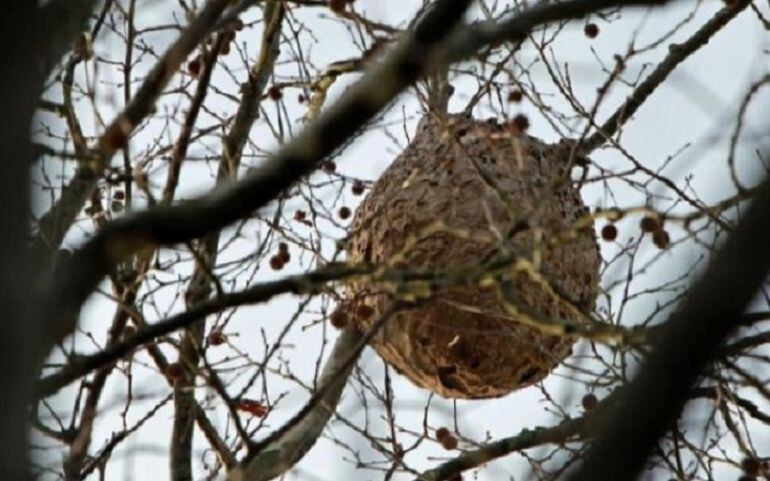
[1, 1, 768, 481]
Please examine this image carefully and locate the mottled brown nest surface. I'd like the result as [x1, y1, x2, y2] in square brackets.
[344, 113, 600, 399]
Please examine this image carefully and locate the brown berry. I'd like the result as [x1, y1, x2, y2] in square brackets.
[507, 90, 523, 103]
[581, 393, 599, 411]
[352, 180, 365, 195]
[355, 304, 374, 320]
[640, 215, 659, 233]
[741, 457, 761, 477]
[298, 93, 306, 103]
[511, 113, 529, 133]
[267, 85, 282, 101]
[339, 206, 351, 220]
[321, 160, 336, 173]
[110, 200, 124, 213]
[219, 41, 231, 55]
[231, 19, 244, 31]
[278, 242, 289, 252]
[294, 210, 307, 221]
[166, 363, 184, 380]
[113, 190, 125, 200]
[269, 255, 285, 270]
[278, 249, 290, 264]
[329, 0, 346, 13]
[601, 223, 617, 241]
[652, 229, 670, 249]
[208, 330, 227, 346]
[329, 310, 348, 329]
[584, 23, 599, 38]
[187, 56, 202, 77]
[440, 435, 458, 450]
[435, 427, 451, 441]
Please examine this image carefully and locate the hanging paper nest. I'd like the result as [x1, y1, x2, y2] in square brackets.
[343, 113, 600, 399]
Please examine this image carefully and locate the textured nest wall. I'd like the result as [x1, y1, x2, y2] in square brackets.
[344, 113, 601, 399]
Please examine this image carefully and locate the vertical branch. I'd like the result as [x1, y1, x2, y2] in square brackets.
[1, 2, 98, 479]
[170, 4, 285, 479]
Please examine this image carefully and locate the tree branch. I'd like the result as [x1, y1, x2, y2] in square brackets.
[40, 0, 667, 372]
[566, 158, 770, 481]
[580, 0, 750, 153]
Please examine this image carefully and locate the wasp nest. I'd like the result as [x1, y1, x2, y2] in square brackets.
[344, 113, 600, 399]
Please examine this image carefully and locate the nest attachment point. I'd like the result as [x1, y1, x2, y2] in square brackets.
[344, 113, 601, 399]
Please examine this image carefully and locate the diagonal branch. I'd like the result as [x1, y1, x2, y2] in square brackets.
[580, 0, 750, 153]
[566, 154, 770, 481]
[228, 303, 401, 481]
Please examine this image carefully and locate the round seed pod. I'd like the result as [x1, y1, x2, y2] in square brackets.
[344, 113, 600, 399]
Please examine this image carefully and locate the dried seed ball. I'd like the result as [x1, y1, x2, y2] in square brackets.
[321, 160, 336, 173]
[278, 242, 289, 252]
[640, 215, 659, 233]
[435, 427, 451, 441]
[511, 113, 530, 133]
[267, 85, 282, 101]
[219, 41, 231, 55]
[329, 0, 346, 13]
[584, 23, 599, 39]
[208, 330, 227, 346]
[507, 89, 523, 103]
[339, 206, 351, 220]
[166, 363, 184, 380]
[355, 303, 375, 320]
[113, 190, 126, 200]
[111, 200, 124, 213]
[352, 179, 365, 195]
[440, 435, 458, 450]
[278, 249, 291, 263]
[294, 209, 307, 221]
[187, 56, 202, 77]
[652, 229, 670, 249]
[330, 310, 348, 329]
[581, 393, 599, 411]
[231, 18, 244, 31]
[741, 457, 761, 477]
[269, 255, 285, 270]
[298, 93, 306, 103]
[601, 223, 617, 241]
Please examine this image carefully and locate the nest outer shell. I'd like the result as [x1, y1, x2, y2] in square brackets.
[345, 114, 601, 399]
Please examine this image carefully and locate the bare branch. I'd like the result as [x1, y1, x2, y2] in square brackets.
[581, 0, 751, 153]
[566, 160, 770, 481]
